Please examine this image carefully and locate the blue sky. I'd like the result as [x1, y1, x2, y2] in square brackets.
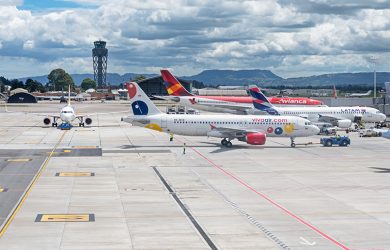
[19, 0, 88, 10]
[0, 0, 389, 79]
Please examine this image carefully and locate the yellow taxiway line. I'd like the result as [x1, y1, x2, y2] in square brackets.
[0, 131, 67, 238]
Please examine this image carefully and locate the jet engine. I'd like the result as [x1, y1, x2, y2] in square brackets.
[85, 117, 92, 125]
[244, 132, 266, 145]
[337, 119, 352, 128]
[43, 117, 51, 125]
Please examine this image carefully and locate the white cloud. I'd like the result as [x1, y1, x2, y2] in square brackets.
[23, 40, 34, 49]
[0, 0, 22, 6]
[0, 0, 389, 78]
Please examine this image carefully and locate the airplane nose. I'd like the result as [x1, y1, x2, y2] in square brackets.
[381, 114, 387, 121]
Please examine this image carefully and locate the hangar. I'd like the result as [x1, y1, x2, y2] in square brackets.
[138, 76, 192, 96]
[7, 92, 37, 103]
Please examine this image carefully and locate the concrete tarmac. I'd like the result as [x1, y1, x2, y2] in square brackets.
[0, 102, 389, 249]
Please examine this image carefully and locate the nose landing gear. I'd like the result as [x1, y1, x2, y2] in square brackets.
[290, 137, 296, 148]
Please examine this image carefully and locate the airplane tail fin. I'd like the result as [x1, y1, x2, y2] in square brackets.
[248, 87, 280, 115]
[160, 69, 193, 96]
[68, 84, 71, 106]
[126, 82, 161, 116]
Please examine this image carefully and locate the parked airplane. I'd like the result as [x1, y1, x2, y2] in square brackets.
[248, 88, 386, 128]
[347, 90, 372, 97]
[159, 70, 323, 115]
[121, 82, 320, 147]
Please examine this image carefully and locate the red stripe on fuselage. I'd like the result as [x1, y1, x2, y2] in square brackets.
[197, 96, 322, 105]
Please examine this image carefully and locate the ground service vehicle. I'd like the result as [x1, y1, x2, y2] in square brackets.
[320, 136, 351, 147]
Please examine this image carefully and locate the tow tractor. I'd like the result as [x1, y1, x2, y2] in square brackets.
[58, 123, 72, 130]
[320, 136, 350, 147]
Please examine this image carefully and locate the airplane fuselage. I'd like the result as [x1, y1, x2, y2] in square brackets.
[60, 105, 76, 124]
[274, 106, 386, 123]
[175, 96, 324, 115]
[125, 114, 320, 138]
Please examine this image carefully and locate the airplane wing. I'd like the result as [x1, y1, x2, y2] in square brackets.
[153, 95, 181, 103]
[316, 114, 354, 128]
[209, 124, 262, 139]
[3, 105, 60, 118]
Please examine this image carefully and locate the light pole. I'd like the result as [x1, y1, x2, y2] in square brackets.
[369, 56, 378, 99]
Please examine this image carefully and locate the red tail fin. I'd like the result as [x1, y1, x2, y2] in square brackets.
[161, 69, 193, 96]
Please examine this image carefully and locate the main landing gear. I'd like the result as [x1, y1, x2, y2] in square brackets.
[77, 117, 85, 127]
[290, 137, 296, 148]
[221, 138, 233, 148]
[52, 117, 58, 127]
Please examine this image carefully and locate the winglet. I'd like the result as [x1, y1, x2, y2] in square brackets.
[160, 69, 193, 96]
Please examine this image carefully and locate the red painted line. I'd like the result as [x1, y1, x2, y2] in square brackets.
[188, 145, 350, 250]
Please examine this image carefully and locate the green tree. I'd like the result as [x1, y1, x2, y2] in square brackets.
[10, 79, 24, 90]
[25, 78, 45, 92]
[47, 68, 74, 91]
[81, 78, 96, 91]
[134, 75, 146, 82]
[0, 77, 10, 92]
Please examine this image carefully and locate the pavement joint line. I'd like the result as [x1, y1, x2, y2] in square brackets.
[190, 168, 291, 250]
[152, 166, 218, 250]
[0, 131, 67, 238]
[178, 136, 350, 250]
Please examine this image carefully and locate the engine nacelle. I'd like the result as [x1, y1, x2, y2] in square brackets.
[43, 117, 51, 125]
[245, 132, 266, 145]
[337, 119, 352, 128]
[85, 117, 92, 125]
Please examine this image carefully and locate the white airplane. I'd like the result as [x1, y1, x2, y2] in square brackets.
[248, 87, 386, 128]
[42, 86, 91, 127]
[5, 85, 92, 127]
[348, 90, 373, 97]
[121, 82, 320, 148]
[158, 70, 324, 115]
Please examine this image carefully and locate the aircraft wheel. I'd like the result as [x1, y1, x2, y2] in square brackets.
[221, 139, 228, 146]
[225, 141, 232, 148]
[79, 123, 82, 127]
[291, 143, 296, 148]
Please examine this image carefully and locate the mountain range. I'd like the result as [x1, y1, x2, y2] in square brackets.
[17, 70, 390, 87]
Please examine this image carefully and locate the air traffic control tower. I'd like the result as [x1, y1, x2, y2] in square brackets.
[92, 40, 108, 88]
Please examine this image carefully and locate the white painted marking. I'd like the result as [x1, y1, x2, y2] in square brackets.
[299, 237, 316, 246]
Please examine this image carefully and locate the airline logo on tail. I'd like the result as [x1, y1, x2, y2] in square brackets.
[249, 88, 280, 115]
[161, 69, 192, 96]
[126, 82, 149, 115]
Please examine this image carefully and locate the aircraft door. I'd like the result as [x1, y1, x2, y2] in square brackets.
[161, 116, 167, 129]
